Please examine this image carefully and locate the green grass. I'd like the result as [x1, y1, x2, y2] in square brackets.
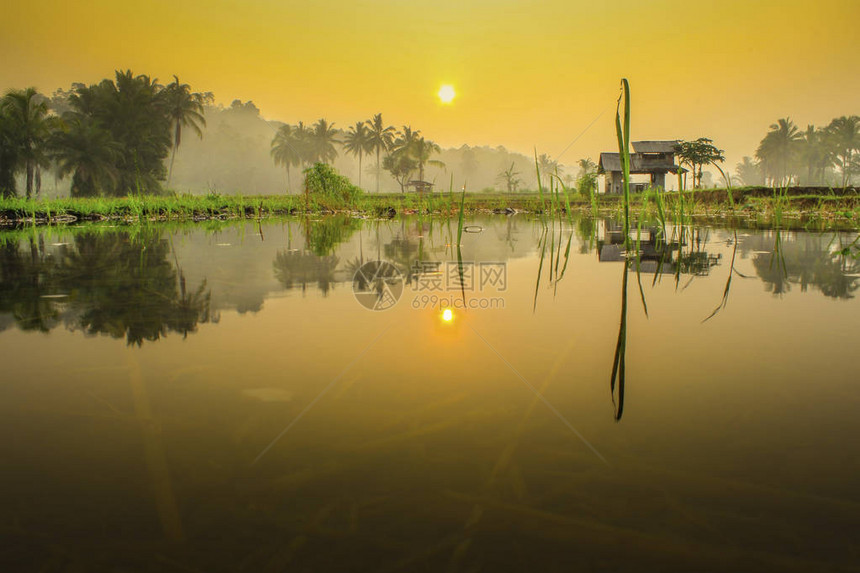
[1, 185, 857, 229]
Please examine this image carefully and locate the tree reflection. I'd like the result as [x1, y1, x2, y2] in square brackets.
[0, 230, 214, 344]
[0, 238, 60, 332]
[273, 250, 340, 295]
[749, 232, 860, 299]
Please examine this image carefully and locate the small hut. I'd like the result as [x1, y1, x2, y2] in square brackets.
[598, 141, 684, 194]
[406, 180, 435, 193]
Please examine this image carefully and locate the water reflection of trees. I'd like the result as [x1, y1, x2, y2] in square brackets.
[0, 238, 61, 332]
[746, 232, 860, 299]
[272, 217, 360, 296]
[273, 250, 340, 295]
[0, 231, 214, 344]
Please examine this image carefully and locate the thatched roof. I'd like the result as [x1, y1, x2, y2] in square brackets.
[632, 140, 678, 153]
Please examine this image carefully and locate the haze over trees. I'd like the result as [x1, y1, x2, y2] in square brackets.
[749, 116, 859, 186]
[2, 69, 857, 199]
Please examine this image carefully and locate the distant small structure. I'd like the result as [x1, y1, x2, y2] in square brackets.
[598, 141, 684, 194]
[406, 180, 434, 193]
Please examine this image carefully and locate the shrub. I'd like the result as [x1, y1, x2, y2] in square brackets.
[303, 163, 362, 204]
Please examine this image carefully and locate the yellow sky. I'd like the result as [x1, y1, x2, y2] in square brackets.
[1, 0, 858, 168]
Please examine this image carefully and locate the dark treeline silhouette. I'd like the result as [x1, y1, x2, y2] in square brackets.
[0, 230, 215, 344]
[736, 116, 859, 187]
[0, 71, 211, 198]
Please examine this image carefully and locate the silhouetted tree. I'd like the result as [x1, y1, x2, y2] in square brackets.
[824, 115, 860, 187]
[67, 70, 172, 195]
[735, 156, 764, 186]
[343, 121, 373, 188]
[366, 113, 396, 193]
[308, 118, 339, 164]
[163, 75, 210, 186]
[271, 124, 303, 192]
[50, 117, 119, 197]
[756, 118, 803, 186]
[0, 87, 55, 198]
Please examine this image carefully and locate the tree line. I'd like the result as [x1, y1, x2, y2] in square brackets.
[736, 116, 859, 187]
[0, 70, 210, 198]
[271, 114, 446, 193]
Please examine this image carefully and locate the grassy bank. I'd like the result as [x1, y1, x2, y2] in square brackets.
[0, 186, 858, 227]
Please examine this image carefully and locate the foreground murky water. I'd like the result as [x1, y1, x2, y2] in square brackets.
[1, 215, 859, 572]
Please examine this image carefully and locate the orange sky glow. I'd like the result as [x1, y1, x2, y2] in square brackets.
[1, 0, 857, 168]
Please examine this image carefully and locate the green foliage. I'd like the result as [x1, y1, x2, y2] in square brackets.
[0, 87, 56, 198]
[66, 70, 174, 195]
[382, 152, 418, 193]
[303, 162, 362, 204]
[675, 138, 726, 190]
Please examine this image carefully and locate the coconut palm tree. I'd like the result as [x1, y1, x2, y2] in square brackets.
[824, 116, 860, 187]
[308, 118, 339, 164]
[0, 112, 20, 197]
[50, 117, 119, 197]
[342, 121, 373, 188]
[411, 137, 443, 182]
[735, 156, 764, 186]
[537, 153, 561, 181]
[68, 70, 172, 195]
[366, 113, 396, 193]
[163, 75, 209, 186]
[576, 158, 598, 196]
[800, 125, 831, 185]
[0, 87, 54, 199]
[270, 124, 302, 192]
[756, 118, 803, 186]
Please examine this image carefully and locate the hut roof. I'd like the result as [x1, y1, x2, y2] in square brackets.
[631, 140, 678, 153]
[598, 152, 683, 174]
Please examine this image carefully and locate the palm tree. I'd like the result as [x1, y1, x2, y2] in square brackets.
[577, 158, 597, 176]
[735, 156, 764, 186]
[50, 117, 119, 197]
[576, 158, 598, 196]
[537, 153, 561, 181]
[0, 87, 53, 199]
[366, 113, 396, 193]
[68, 70, 172, 195]
[342, 121, 373, 188]
[270, 124, 302, 192]
[824, 116, 860, 187]
[163, 75, 208, 187]
[800, 125, 831, 185]
[411, 137, 443, 182]
[0, 112, 20, 197]
[756, 118, 803, 185]
[308, 118, 339, 164]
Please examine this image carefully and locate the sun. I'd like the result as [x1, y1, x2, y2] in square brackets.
[438, 84, 456, 104]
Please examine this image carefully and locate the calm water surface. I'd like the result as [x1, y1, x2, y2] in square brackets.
[1, 215, 859, 572]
